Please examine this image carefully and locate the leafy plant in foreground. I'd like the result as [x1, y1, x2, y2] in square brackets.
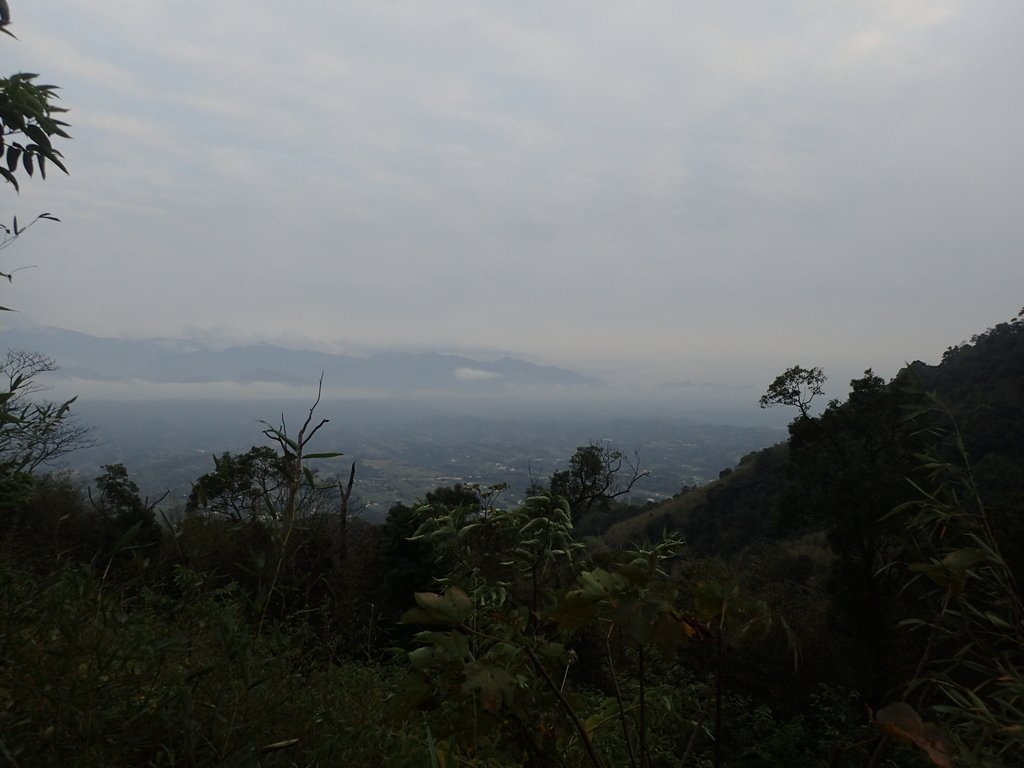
[393, 488, 796, 767]
[873, 393, 1024, 767]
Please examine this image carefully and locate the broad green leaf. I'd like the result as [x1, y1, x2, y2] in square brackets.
[461, 661, 514, 713]
[387, 671, 432, 719]
[537, 641, 566, 663]
[401, 587, 473, 626]
[649, 609, 695, 659]
[694, 580, 735, 623]
[414, 630, 471, 660]
[408, 646, 443, 670]
[578, 568, 623, 600]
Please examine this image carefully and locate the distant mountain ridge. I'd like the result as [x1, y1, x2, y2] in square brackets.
[0, 326, 604, 392]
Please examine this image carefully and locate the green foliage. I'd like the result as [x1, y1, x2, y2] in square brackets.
[188, 445, 294, 522]
[255, 376, 342, 525]
[0, 350, 92, 477]
[1, 6, 71, 296]
[643, 443, 788, 555]
[0, 470, 48, 561]
[0, 72, 69, 191]
[395, 495, 602, 765]
[17, 0, 1022, 760]
[912, 308, 1024, 582]
[87, 463, 163, 567]
[759, 365, 827, 419]
[369, 501, 438, 627]
[397, 486, 804, 767]
[881, 394, 1024, 767]
[1, 314, 1021, 766]
[559, 537, 692, 658]
[693, 579, 775, 651]
[164, 383, 349, 638]
[0, 557, 421, 767]
[549, 442, 650, 525]
[771, 368, 925, 701]
[92, 463, 147, 518]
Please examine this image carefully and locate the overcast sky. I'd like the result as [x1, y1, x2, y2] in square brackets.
[4, 1, 1022, 394]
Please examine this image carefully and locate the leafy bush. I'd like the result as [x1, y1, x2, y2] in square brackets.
[0, 557, 421, 767]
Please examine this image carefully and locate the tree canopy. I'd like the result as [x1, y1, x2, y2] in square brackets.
[0, 4, 70, 193]
[549, 442, 648, 524]
[759, 365, 827, 419]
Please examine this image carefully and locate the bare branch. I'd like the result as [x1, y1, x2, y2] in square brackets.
[550, 443, 650, 523]
[0, 350, 94, 471]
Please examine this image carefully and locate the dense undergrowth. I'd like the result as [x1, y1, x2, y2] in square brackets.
[2, 313, 1023, 767]
[0, 558, 418, 766]
[0, 457, 925, 767]
[0, 540, 892, 767]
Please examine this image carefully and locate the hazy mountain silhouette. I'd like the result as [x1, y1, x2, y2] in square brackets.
[0, 326, 603, 392]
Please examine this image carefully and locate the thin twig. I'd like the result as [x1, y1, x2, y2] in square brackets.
[526, 646, 605, 768]
[604, 623, 637, 768]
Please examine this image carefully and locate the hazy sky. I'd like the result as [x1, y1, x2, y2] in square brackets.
[4, 1, 1023, 392]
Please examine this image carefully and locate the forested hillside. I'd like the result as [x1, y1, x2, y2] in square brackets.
[1, 312, 1021, 767]
[3, 0, 1022, 764]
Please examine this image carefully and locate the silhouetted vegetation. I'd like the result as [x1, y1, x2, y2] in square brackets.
[1, 312, 1023, 766]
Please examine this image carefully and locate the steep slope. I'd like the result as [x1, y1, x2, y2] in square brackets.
[611, 310, 1024, 559]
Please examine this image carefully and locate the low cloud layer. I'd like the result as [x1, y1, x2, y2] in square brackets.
[6, 1, 1022, 395]
[454, 368, 503, 382]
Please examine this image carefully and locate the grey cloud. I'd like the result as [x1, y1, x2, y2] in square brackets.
[6, 1, 1022, 394]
